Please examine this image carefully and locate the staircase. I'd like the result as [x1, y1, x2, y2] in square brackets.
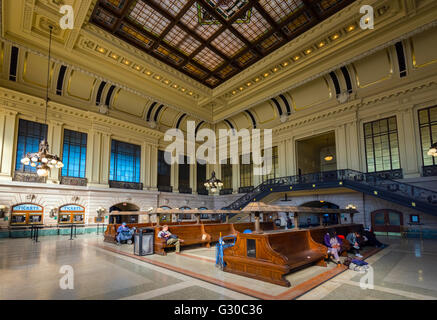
[224, 169, 437, 215]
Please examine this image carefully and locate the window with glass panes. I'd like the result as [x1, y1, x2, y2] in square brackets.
[220, 158, 233, 189]
[157, 150, 171, 187]
[240, 153, 253, 187]
[15, 119, 48, 173]
[109, 140, 141, 182]
[364, 117, 400, 173]
[261, 146, 279, 181]
[418, 106, 437, 167]
[178, 155, 190, 188]
[62, 129, 87, 178]
[196, 161, 207, 190]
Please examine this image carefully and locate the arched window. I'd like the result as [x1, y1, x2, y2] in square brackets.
[109, 202, 140, 224]
[11, 204, 43, 225]
[58, 204, 85, 224]
[159, 206, 171, 223]
[180, 206, 191, 220]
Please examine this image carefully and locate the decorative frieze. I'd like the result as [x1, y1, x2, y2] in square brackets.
[109, 181, 143, 190]
[13, 172, 46, 183]
[60, 177, 88, 187]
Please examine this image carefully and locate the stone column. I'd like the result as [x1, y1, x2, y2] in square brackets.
[141, 143, 151, 189]
[87, 125, 111, 187]
[285, 138, 295, 176]
[278, 140, 286, 177]
[47, 120, 63, 184]
[335, 125, 347, 170]
[293, 213, 299, 230]
[232, 163, 239, 193]
[398, 108, 420, 177]
[0, 109, 17, 181]
[254, 212, 261, 233]
[150, 145, 158, 190]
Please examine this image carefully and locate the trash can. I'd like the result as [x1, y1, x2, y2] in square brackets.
[134, 228, 155, 256]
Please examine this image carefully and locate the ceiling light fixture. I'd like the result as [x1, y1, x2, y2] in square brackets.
[428, 142, 437, 157]
[204, 171, 223, 193]
[20, 26, 64, 177]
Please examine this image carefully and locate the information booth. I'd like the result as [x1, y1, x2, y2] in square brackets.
[10, 204, 44, 226]
[58, 205, 85, 224]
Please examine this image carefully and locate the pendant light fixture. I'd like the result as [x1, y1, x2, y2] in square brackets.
[428, 142, 437, 157]
[20, 26, 64, 176]
[204, 171, 224, 193]
[324, 137, 334, 162]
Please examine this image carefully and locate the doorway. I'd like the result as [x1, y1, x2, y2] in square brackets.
[371, 209, 403, 233]
[296, 131, 336, 175]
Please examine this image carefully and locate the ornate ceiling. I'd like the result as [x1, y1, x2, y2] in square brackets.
[90, 0, 355, 88]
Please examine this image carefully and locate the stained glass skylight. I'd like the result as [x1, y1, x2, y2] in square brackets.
[128, 1, 171, 36]
[259, 0, 305, 23]
[212, 29, 246, 57]
[193, 47, 225, 71]
[92, 0, 354, 87]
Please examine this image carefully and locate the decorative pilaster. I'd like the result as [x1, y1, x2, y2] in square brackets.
[87, 125, 111, 187]
[0, 109, 17, 181]
[47, 120, 63, 183]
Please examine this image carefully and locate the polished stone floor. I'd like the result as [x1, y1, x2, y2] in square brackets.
[0, 233, 436, 300]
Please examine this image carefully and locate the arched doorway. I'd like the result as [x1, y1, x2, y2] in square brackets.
[371, 209, 403, 233]
[300, 201, 340, 226]
[109, 202, 140, 224]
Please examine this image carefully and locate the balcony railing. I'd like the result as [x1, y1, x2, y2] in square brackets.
[158, 185, 173, 193]
[109, 181, 143, 190]
[178, 186, 192, 194]
[60, 177, 88, 187]
[422, 165, 437, 177]
[238, 186, 254, 193]
[219, 188, 234, 195]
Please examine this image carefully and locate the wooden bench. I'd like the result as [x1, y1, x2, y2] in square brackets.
[104, 223, 153, 243]
[223, 230, 327, 287]
[203, 223, 236, 243]
[308, 224, 364, 255]
[154, 224, 211, 255]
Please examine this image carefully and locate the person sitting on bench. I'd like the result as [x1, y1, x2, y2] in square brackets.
[347, 231, 363, 258]
[158, 225, 184, 254]
[116, 222, 135, 245]
[324, 231, 342, 266]
[363, 228, 386, 248]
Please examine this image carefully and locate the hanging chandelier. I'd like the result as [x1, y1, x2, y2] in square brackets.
[20, 26, 63, 177]
[324, 137, 334, 162]
[428, 142, 437, 157]
[204, 171, 224, 193]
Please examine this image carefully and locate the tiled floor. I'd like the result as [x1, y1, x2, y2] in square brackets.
[1, 234, 436, 300]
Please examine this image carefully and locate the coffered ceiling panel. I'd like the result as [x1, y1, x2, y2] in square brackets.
[90, 0, 356, 88]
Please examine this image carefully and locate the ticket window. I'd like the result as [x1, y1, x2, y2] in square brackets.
[10, 204, 44, 226]
[58, 205, 85, 224]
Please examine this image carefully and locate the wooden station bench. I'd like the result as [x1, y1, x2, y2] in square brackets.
[154, 224, 211, 255]
[223, 229, 327, 287]
[309, 224, 364, 255]
[203, 223, 236, 242]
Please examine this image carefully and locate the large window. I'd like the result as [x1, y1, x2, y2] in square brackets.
[261, 146, 279, 181]
[364, 117, 400, 173]
[178, 155, 190, 189]
[62, 129, 87, 178]
[15, 119, 48, 173]
[157, 150, 171, 187]
[221, 158, 233, 189]
[110, 139, 141, 182]
[240, 153, 253, 187]
[196, 161, 207, 190]
[419, 106, 437, 167]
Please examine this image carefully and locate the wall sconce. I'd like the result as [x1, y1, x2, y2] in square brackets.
[49, 207, 58, 218]
[346, 204, 357, 210]
[0, 205, 8, 219]
[96, 207, 106, 218]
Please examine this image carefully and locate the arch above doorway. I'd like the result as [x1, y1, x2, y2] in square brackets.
[300, 201, 340, 226]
